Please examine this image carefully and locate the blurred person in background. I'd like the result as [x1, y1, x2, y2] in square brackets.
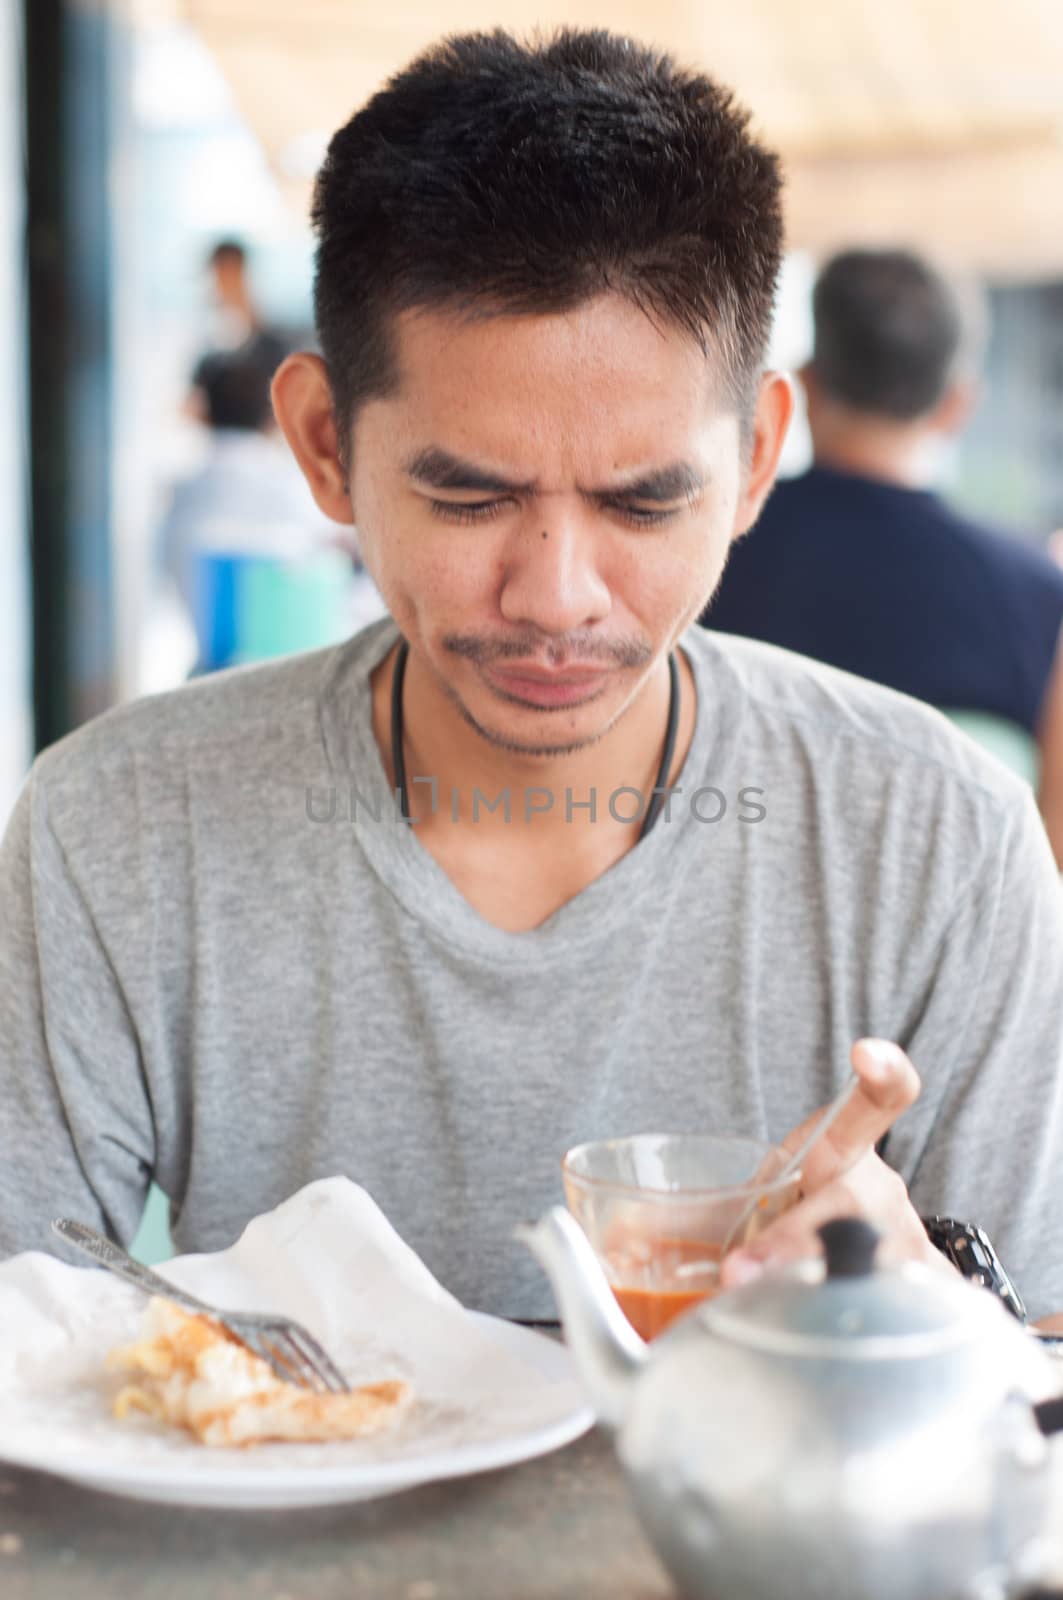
[187, 238, 295, 426]
[162, 341, 384, 673]
[701, 248, 1063, 866]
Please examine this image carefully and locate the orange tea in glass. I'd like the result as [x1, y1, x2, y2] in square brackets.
[562, 1134, 801, 1339]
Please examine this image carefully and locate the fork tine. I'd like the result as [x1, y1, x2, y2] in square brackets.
[283, 1324, 350, 1394]
[231, 1326, 306, 1390]
[261, 1331, 329, 1394]
[228, 1318, 344, 1394]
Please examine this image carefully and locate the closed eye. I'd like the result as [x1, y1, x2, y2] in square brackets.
[428, 498, 511, 525]
[428, 498, 681, 528]
[605, 503, 679, 528]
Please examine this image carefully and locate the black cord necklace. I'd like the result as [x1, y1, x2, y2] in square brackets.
[390, 640, 680, 840]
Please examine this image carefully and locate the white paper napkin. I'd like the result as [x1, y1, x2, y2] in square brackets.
[0, 1177, 589, 1475]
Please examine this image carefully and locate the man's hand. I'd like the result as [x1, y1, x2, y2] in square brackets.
[720, 1038, 941, 1288]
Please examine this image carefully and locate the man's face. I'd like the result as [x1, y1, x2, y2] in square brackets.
[345, 293, 786, 755]
[211, 252, 247, 311]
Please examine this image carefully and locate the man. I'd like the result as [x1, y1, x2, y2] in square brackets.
[194, 239, 292, 380]
[2, 32, 1062, 1324]
[701, 249, 1063, 865]
[160, 343, 385, 672]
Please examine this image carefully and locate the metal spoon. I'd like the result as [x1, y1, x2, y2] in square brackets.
[720, 1074, 861, 1257]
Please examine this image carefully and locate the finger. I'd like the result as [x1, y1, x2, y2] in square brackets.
[784, 1039, 921, 1192]
[719, 1161, 934, 1289]
[720, 1157, 871, 1287]
[720, 1163, 902, 1281]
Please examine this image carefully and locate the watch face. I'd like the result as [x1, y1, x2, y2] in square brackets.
[922, 1217, 1027, 1322]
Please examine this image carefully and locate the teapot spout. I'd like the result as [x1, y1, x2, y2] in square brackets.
[517, 1207, 647, 1430]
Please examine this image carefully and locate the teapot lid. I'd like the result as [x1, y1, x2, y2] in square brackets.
[700, 1219, 1006, 1358]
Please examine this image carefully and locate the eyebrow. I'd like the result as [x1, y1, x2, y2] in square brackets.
[404, 447, 706, 503]
[405, 448, 533, 495]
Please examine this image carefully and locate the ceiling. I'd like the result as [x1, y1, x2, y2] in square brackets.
[166, 0, 1063, 274]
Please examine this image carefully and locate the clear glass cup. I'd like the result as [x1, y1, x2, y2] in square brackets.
[562, 1133, 802, 1339]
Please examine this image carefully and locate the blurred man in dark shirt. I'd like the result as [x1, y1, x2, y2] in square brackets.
[189, 239, 295, 423]
[701, 248, 1063, 865]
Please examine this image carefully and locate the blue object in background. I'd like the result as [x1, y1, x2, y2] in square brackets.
[190, 549, 354, 672]
[191, 551, 242, 670]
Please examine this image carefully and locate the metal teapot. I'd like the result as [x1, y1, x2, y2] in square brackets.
[519, 1208, 1063, 1600]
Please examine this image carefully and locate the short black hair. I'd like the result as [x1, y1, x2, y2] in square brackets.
[195, 344, 276, 432]
[208, 238, 247, 268]
[811, 250, 972, 421]
[311, 28, 784, 464]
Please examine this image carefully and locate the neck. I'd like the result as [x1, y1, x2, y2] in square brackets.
[224, 288, 257, 324]
[373, 641, 696, 845]
[810, 418, 938, 489]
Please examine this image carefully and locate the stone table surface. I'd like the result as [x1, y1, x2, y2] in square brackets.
[0, 1427, 675, 1600]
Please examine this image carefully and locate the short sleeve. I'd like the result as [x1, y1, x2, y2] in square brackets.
[900, 787, 1063, 1321]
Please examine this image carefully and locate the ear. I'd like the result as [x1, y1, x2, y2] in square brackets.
[733, 371, 795, 537]
[928, 379, 978, 438]
[271, 352, 354, 524]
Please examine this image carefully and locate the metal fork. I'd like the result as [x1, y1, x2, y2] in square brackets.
[51, 1218, 349, 1394]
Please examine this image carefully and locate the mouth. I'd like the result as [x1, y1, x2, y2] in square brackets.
[481, 661, 612, 709]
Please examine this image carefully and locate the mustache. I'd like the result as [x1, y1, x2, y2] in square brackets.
[441, 632, 653, 669]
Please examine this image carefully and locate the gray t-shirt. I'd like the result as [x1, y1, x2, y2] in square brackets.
[2, 619, 1062, 1318]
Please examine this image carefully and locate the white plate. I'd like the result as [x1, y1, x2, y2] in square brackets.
[0, 1318, 589, 1504]
[0, 1315, 593, 1509]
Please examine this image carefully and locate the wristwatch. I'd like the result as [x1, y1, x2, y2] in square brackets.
[922, 1215, 1027, 1319]
[922, 1215, 1063, 1357]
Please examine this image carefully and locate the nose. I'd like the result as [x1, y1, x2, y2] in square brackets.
[498, 505, 612, 636]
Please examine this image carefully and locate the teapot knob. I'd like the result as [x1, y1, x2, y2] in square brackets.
[1032, 1397, 1063, 1439]
[819, 1217, 880, 1278]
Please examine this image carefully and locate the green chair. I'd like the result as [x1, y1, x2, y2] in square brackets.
[130, 1182, 174, 1265]
[940, 709, 1039, 788]
[234, 550, 354, 663]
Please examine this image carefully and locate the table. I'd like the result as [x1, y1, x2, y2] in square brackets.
[0, 1428, 674, 1600]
